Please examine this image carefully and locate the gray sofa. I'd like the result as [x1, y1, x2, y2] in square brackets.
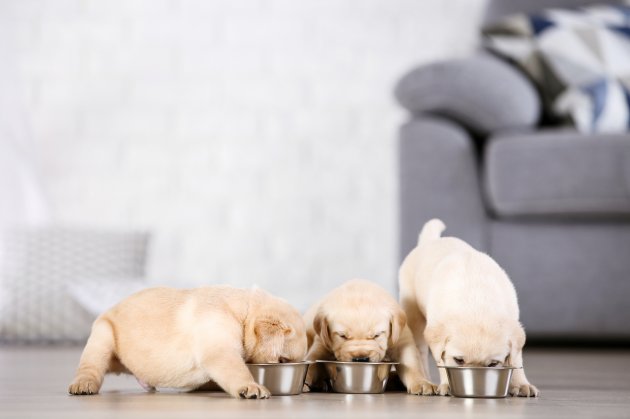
[395, 0, 630, 340]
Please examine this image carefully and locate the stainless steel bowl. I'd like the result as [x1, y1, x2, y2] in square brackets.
[246, 362, 313, 396]
[317, 361, 398, 394]
[440, 366, 519, 398]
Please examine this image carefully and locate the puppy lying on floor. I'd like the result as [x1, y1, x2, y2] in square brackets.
[68, 286, 307, 399]
[399, 219, 539, 397]
[303, 279, 436, 395]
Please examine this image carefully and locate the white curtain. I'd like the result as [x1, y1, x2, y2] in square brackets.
[0, 113, 50, 228]
[0, 26, 50, 228]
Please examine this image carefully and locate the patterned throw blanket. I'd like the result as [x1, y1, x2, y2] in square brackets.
[484, 3, 630, 134]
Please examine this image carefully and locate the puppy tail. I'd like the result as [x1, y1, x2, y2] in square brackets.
[418, 218, 446, 245]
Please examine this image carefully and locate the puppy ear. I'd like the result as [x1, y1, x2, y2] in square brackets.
[313, 310, 331, 347]
[505, 322, 526, 367]
[424, 322, 449, 365]
[255, 318, 291, 338]
[389, 307, 407, 345]
[251, 318, 290, 362]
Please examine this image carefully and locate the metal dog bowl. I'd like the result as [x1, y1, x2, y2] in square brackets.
[246, 362, 313, 395]
[318, 360, 398, 394]
[440, 366, 518, 398]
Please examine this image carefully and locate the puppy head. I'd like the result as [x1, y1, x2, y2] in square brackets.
[244, 290, 308, 364]
[314, 303, 406, 363]
[425, 319, 524, 368]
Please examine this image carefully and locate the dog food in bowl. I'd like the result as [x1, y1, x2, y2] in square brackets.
[440, 366, 519, 398]
[317, 360, 398, 394]
[246, 362, 313, 395]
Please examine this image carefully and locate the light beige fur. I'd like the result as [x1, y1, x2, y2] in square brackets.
[68, 286, 307, 399]
[399, 219, 539, 397]
[303, 279, 436, 395]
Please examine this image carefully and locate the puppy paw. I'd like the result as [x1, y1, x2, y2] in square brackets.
[302, 382, 311, 393]
[510, 383, 539, 397]
[407, 380, 437, 396]
[437, 383, 450, 396]
[68, 376, 101, 395]
[238, 383, 271, 399]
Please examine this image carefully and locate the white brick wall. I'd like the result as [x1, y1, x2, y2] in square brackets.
[1, 0, 485, 310]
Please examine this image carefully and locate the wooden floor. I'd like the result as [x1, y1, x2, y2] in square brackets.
[1, 347, 629, 419]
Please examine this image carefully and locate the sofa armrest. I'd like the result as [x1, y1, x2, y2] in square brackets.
[394, 54, 541, 136]
[399, 116, 489, 259]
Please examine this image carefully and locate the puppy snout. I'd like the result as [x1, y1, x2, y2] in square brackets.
[337, 346, 383, 362]
[349, 350, 371, 362]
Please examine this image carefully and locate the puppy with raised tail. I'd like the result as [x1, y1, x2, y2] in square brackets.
[68, 286, 307, 399]
[399, 219, 539, 397]
[303, 279, 436, 395]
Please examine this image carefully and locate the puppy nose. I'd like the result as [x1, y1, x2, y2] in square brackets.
[352, 357, 370, 362]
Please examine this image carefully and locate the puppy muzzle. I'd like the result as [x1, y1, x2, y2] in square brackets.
[336, 346, 384, 362]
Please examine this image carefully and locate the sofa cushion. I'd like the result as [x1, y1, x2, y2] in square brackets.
[394, 54, 540, 136]
[484, 130, 630, 217]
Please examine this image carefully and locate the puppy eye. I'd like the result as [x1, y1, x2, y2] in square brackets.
[370, 332, 384, 339]
[278, 357, 290, 364]
[337, 333, 348, 340]
[453, 357, 465, 366]
[487, 361, 499, 367]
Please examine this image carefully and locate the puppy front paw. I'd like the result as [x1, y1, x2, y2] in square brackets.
[510, 383, 539, 397]
[238, 383, 271, 399]
[407, 379, 437, 396]
[437, 383, 450, 396]
[68, 375, 101, 395]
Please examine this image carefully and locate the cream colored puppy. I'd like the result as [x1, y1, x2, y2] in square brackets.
[68, 286, 307, 399]
[303, 279, 436, 395]
[399, 219, 539, 397]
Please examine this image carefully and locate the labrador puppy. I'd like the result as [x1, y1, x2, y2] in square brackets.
[303, 279, 436, 395]
[68, 286, 307, 399]
[399, 219, 539, 397]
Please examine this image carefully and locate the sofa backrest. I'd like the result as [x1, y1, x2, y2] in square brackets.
[483, 0, 617, 24]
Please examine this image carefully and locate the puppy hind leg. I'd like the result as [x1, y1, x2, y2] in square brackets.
[68, 319, 116, 395]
